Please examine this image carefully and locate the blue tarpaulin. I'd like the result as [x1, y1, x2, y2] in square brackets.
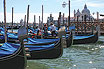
[26, 38, 59, 44]
[0, 43, 20, 57]
[25, 43, 55, 51]
[0, 30, 18, 40]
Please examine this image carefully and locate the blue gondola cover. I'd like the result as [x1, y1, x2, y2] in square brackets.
[0, 43, 19, 57]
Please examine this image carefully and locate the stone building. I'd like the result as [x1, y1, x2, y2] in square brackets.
[74, 4, 94, 21]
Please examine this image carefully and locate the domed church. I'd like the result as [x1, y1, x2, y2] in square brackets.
[74, 4, 94, 21]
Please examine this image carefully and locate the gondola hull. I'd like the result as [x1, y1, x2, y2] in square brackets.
[73, 32, 98, 44]
[25, 39, 63, 59]
[0, 43, 26, 69]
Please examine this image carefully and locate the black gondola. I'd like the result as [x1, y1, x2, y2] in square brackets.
[73, 31, 98, 44]
[0, 26, 27, 69]
[0, 43, 26, 69]
[0, 33, 19, 43]
[43, 27, 73, 48]
[0, 27, 19, 43]
[25, 38, 63, 59]
[24, 27, 67, 60]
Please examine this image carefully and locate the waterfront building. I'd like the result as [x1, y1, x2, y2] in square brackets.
[74, 4, 94, 21]
[47, 4, 95, 26]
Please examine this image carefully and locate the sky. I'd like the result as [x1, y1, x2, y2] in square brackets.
[0, 0, 104, 23]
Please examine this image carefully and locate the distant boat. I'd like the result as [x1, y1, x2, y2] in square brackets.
[73, 31, 98, 44]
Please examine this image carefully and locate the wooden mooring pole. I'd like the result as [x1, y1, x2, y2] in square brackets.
[68, 0, 70, 30]
[4, 0, 7, 42]
[63, 13, 64, 25]
[12, 7, 14, 33]
[39, 16, 40, 28]
[33, 15, 36, 29]
[41, 5, 43, 38]
[58, 12, 61, 30]
[24, 15, 26, 27]
[27, 5, 30, 41]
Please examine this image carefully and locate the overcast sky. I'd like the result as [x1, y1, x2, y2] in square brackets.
[0, 0, 104, 23]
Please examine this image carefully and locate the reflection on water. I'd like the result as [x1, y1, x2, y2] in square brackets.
[27, 36, 104, 69]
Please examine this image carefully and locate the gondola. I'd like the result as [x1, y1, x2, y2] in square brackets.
[0, 28, 18, 40]
[73, 31, 98, 44]
[24, 27, 67, 59]
[0, 30, 58, 44]
[0, 26, 27, 69]
[25, 38, 63, 59]
[0, 43, 26, 69]
[0, 26, 73, 48]
[0, 32, 19, 43]
[43, 26, 73, 48]
[44, 34, 73, 48]
[2, 27, 63, 59]
[0, 27, 19, 43]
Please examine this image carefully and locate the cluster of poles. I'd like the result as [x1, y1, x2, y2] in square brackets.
[3, 0, 45, 42]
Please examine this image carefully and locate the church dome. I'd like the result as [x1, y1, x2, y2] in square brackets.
[82, 4, 90, 15]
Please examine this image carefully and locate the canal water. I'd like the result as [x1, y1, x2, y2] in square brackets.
[26, 36, 104, 69]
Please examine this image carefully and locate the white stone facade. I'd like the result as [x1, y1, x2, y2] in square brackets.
[74, 4, 94, 21]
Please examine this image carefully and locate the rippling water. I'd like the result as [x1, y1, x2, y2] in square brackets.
[26, 36, 104, 69]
